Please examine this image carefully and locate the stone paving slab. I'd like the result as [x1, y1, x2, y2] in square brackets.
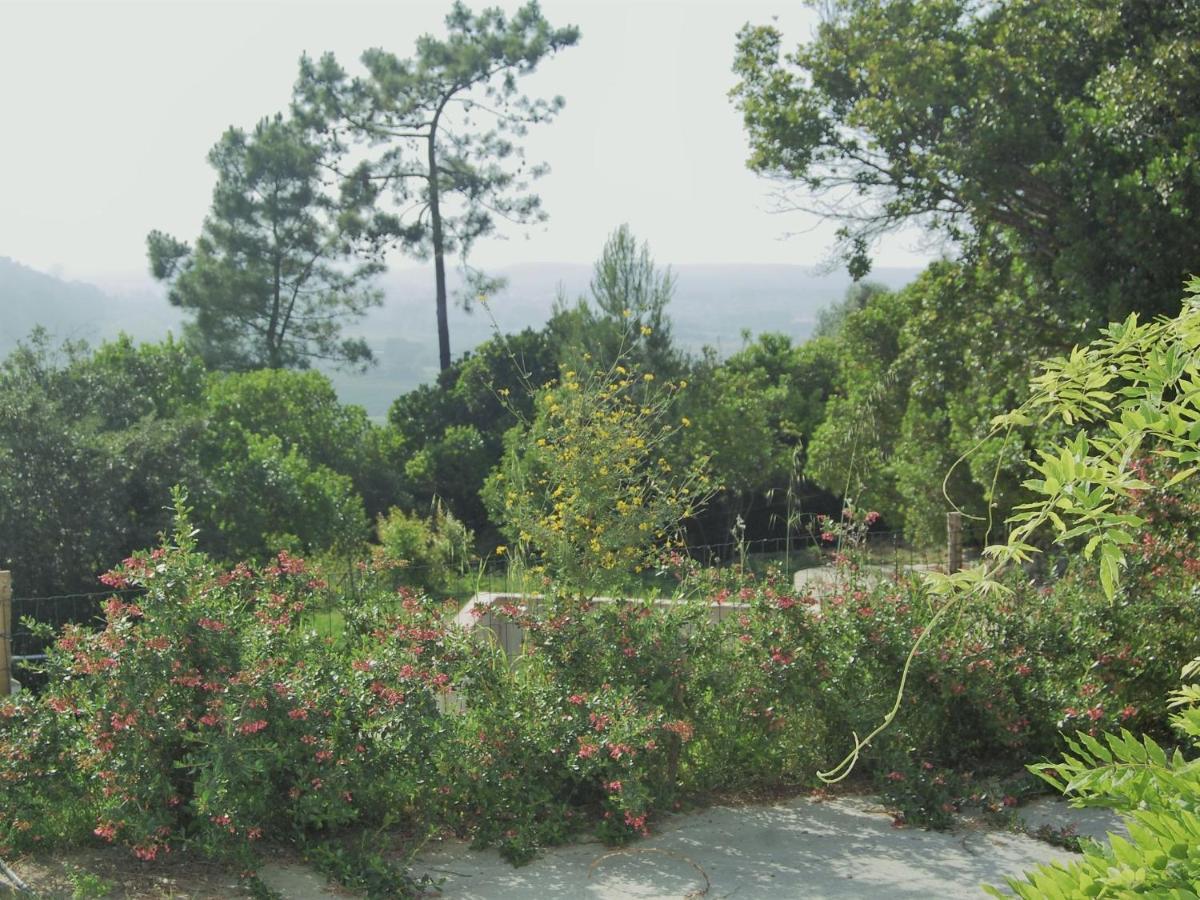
[1015, 796, 1128, 844]
[412, 795, 1093, 899]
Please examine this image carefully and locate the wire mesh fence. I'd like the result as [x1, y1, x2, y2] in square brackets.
[5, 526, 955, 682]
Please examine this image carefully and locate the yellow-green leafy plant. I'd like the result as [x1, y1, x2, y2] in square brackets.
[976, 283, 1200, 895]
[987, 656, 1200, 897]
[374, 500, 474, 596]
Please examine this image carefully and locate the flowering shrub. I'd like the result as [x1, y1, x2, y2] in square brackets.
[5, 498, 1200, 880]
[440, 593, 715, 862]
[0, 495, 460, 874]
[483, 360, 712, 595]
[813, 502, 881, 564]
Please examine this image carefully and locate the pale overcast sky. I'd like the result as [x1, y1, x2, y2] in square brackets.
[0, 0, 934, 283]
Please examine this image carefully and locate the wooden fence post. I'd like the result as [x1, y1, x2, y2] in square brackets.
[0, 571, 11, 697]
[946, 511, 963, 574]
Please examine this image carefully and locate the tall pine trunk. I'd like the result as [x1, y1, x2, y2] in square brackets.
[428, 127, 451, 372]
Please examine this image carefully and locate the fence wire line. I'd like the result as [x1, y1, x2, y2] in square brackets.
[7, 531, 949, 666]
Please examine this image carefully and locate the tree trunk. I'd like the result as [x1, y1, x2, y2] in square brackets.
[428, 129, 451, 372]
[268, 254, 283, 369]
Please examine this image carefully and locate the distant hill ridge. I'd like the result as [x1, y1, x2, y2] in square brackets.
[0, 256, 920, 416]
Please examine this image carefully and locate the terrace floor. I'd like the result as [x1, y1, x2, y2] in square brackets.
[405, 794, 1111, 899]
[0, 793, 1115, 898]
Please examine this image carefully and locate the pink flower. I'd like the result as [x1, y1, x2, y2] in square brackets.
[99, 570, 129, 589]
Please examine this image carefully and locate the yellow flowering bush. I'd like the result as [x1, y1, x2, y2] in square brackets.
[484, 359, 712, 594]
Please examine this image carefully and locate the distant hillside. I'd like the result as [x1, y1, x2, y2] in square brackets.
[0, 257, 184, 354]
[1, 257, 921, 417]
[327, 262, 920, 414]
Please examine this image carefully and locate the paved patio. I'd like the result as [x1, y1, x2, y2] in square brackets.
[405, 794, 1109, 899]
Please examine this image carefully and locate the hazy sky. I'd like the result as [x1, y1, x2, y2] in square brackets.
[1, 0, 934, 284]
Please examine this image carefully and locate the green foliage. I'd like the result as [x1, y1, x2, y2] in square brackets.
[293, 1, 579, 370]
[814, 281, 891, 340]
[731, 0, 1200, 321]
[375, 502, 474, 597]
[733, 0, 1200, 549]
[984, 279, 1200, 599]
[913, 281, 1200, 895]
[0, 497, 459, 877]
[203, 368, 406, 520]
[403, 424, 494, 528]
[148, 114, 382, 370]
[0, 334, 414, 592]
[484, 361, 712, 595]
[388, 327, 559, 530]
[0, 332, 206, 595]
[805, 283, 912, 528]
[549, 225, 682, 378]
[198, 430, 368, 561]
[988, 658, 1200, 898]
[805, 259, 1069, 544]
[680, 333, 836, 534]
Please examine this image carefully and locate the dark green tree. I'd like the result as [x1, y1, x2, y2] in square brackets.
[389, 327, 558, 529]
[203, 368, 407, 521]
[731, 0, 1200, 320]
[0, 334, 206, 595]
[679, 333, 838, 540]
[147, 114, 382, 371]
[293, 1, 580, 371]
